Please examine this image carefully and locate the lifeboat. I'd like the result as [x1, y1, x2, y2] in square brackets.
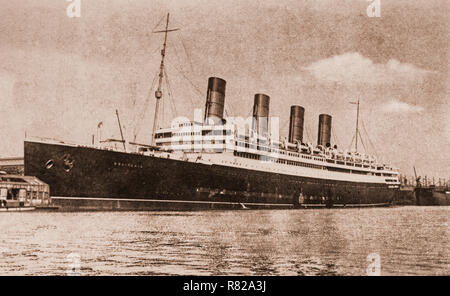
[336, 151, 344, 160]
[306, 143, 314, 154]
[300, 143, 309, 153]
[344, 151, 352, 161]
[295, 140, 302, 152]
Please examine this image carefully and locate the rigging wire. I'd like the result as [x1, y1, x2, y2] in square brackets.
[161, 83, 165, 129]
[305, 124, 313, 144]
[133, 71, 159, 141]
[146, 15, 243, 131]
[358, 130, 368, 154]
[223, 95, 236, 118]
[331, 125, 340, 148]
[248, 106, 254, 118]
[164, 64, 196, 108]
[280, 118, 289, 137]
[348, 133, 355, 151]
[173, 32, 237, 118]
[282, 109, 294, 140]
[153, 37, 202, 123]
[178, 33, 196, 75]
[152, 15, 166, 33]
[361, 118, 379, 158]
[151, 45, 161, 55]
[132, 15, 177, 141]
[163, 66, 178, 119]
[129, 81, 138, 108]
[170, 32, 205, 107]
[223, 105, 229, 118]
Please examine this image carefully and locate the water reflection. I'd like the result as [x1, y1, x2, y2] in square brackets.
[0, 206, 448, 275]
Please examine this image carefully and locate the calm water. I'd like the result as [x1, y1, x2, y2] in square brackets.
[0, 206, 448, 276]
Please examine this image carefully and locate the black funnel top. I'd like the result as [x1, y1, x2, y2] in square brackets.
[289, 105, 305, 143]
[204, 77, 226, 124]
[317, 114, 332, 147]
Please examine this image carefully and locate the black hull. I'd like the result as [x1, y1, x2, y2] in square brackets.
[24, 141, 396, 210]
[414, 187, 450, 206]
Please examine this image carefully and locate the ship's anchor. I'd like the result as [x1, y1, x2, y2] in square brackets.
[62, 154, 75, 172]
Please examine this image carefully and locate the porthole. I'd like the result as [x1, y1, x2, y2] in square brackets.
[45, 160, 54, 169]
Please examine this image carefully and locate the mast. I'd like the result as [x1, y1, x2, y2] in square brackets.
[116, 109, 126, 151]
[355, 99, 360, 152]
[350, 99, 360, 152]
[414, 166, 421, 187]
[151, 13, 179, 146]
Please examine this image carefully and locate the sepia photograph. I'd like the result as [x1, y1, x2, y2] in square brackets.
[0, 0, 448, 282]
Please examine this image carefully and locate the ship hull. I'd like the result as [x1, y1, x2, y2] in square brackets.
[414, 187, 450, 206]
[24, 141, 396, 210]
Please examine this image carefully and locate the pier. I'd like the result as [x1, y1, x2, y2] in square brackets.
[0, 174, 50, 210]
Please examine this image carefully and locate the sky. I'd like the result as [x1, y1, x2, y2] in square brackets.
[0, 0, 448, 179]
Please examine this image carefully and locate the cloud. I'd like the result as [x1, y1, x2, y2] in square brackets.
[0, 71, 17, 116]
[381, 99, 424, 114]
[304, 52, 434, 84]
[0, 71, 24, 157]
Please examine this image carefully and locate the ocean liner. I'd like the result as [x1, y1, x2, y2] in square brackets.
[24, 14, 400, 210]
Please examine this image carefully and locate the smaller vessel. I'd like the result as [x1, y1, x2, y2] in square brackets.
[0, 173, 50, 211]
[413, 167, 450, 206]
[0, 206, 36, 212]
[414, 186, 450, 206]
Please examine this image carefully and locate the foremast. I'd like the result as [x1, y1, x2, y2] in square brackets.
[350, 99, 360, 152]
[151, 13, 179, 145]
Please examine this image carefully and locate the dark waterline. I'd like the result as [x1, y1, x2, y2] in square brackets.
[0, 206, 448, 275]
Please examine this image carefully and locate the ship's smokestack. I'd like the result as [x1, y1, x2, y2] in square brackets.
[317, 114, 332, 147]
[252, 93, 270, 137]
[204, 77, 226, 124]
[288, 105, 305, 143]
